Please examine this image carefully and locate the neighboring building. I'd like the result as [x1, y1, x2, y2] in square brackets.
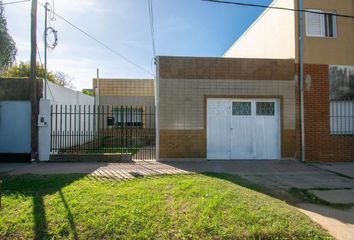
[223, 0, 354, 162]
[225, 0, 354, 66]
[92, 78, 155, 129]
[0, 78, 94, 162]
[92, 78, 154, 106]
[157, 57, 296, 160]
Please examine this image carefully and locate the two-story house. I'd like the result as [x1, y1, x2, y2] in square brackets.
[224, 0, 354, 162]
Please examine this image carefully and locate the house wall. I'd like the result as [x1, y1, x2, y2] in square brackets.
[46, 81, 94, 106]
[92, 78, 155, 106]
[0, 78, 42, 162]
[224, 0, 295, 59]
[158, 57, 296, 159]
[295, 0, 354, 65]
[295, 64, 354, 162]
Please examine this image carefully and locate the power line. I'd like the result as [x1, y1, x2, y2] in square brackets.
[38, 3, 153, 76]
[147, 0, 156, 59]
[1, 0, 30, 6]
[203, 0, 354, 19]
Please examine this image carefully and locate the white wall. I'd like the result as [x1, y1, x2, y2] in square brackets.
[0, 101, 31, 154]
[224, 0, 295, 59]
[45, 81, 94, 106]
[39, 81, 95, 161]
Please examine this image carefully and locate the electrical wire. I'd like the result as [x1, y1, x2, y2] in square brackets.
[147, 0, 156, 59]
[203, 0, 354, 19]
[1, 0, 30, 5]
[38, 3, 153, 76]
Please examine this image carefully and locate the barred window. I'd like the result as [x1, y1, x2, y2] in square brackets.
[232, 102, 251, 116]
[112, 107, 143, 127]
[256, 102, 275, 116]
[329, 66, 354, 135]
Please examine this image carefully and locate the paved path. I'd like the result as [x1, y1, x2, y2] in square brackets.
[1, 160, 354, 239]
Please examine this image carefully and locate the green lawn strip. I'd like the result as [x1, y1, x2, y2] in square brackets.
[0, 174, 332, 239]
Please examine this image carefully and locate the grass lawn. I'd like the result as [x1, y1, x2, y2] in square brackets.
[0, 173, 332, 240]
[85, 147, 141, 155]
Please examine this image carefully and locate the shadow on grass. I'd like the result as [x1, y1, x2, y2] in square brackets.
[1, 174, 85, 239]
[200, 172, 354, 226]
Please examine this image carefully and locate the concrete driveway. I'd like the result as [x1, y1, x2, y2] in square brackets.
[1, 160, 354, 239]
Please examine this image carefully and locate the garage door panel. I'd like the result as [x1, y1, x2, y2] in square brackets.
[230, 117, 254, 159]
[207, 100, 230, 159]
[253, 117, 279, 159]
[253, 101, 280, 159]
[230, 101, 254, 159]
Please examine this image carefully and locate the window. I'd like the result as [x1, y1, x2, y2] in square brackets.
[112, 107, 143, 127]
[256, 102, 275, 116]
[329, 66, 354, 135]
[306, 10, 336, 37]
[232, 102, 251, 115]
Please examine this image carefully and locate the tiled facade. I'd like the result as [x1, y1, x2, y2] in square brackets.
[158, 57, 296, 159]
[93, 79, 154, 97]
[92, 78, 155, 106]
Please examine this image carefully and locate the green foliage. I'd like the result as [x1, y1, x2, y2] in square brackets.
[1, 61, 73, 87]
[0, 1, 17, 72]
[82, 89, 94, 96]
[1, 61, 56, 81]
[0, 174, 332, 239]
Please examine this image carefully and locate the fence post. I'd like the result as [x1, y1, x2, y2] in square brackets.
[38, 99, 52, 161]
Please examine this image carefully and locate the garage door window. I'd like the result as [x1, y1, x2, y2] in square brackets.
[256, 102, 275, 116]
[232, 102, 251, 115]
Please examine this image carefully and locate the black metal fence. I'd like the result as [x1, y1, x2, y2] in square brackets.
[50, 105, 156, 160]
[329, 98, 354, 135]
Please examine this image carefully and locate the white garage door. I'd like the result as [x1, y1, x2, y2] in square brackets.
[207, 99, 280, 160]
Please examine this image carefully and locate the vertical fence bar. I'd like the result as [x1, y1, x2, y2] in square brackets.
[78, 105, 81, 153]
[50, 105, 53, 153]
[88, 105, 92, 151]
[60, 105, 63, 153]
[74, 105, 77, 151]
[55, 105, 58, 153]
[69, 105, 72, 153]
[84, 105, 86, 153]
[64, 105, 67, 152]
[97, 105, 100, 153]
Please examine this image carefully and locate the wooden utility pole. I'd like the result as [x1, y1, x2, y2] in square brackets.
[30, 0, 38, 161]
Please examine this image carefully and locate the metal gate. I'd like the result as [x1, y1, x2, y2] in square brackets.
[50, 105, 155, 161]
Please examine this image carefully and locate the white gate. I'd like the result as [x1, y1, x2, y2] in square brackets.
[207, 99, 280, 160]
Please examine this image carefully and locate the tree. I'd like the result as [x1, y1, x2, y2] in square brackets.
[54, 71, 74, 89]
[0, 1, 17, 72]
[82, 89, 93, 96]
[0, 61, 74, 88]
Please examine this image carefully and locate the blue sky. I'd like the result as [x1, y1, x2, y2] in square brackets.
[3, 0, 272, 90]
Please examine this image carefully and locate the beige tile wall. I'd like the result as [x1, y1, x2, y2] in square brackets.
[93, 79, 154, 97]
[159, 79, 296, 130]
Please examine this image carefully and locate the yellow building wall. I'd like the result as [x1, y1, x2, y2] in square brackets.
[92, 78, 155, 97]
[295, 0, 354, 65]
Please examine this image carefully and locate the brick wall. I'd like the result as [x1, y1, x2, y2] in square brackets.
[296, 64, 354, 162]
[158, 57, 296, 159]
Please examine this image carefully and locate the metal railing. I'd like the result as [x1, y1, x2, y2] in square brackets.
[329, 98, 354, 135]
[50, 105, 155, 160]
